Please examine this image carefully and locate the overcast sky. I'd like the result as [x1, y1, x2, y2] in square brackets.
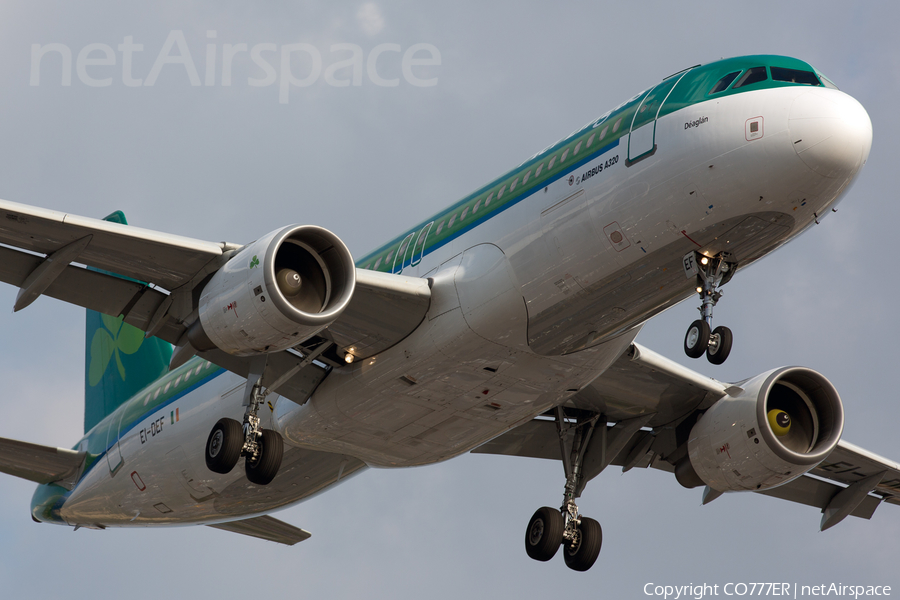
[0, 1, 898, 598]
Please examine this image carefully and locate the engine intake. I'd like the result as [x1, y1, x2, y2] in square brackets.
[678, 367, 843, 492]
[193, 225, 355, 356]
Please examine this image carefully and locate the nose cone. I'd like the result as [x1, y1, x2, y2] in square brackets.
[789, 89, 872, 179]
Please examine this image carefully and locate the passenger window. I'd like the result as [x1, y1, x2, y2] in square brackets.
[770, 67, 821, 86]
[709, 71, 741, 94]
[733, 67, 768, 89]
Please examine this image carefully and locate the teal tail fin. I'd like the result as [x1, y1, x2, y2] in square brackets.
[83, 211, 173, 433]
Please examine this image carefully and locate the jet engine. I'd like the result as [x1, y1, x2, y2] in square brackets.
[190, 225, 355, 356]
[675, 367, 843, 492]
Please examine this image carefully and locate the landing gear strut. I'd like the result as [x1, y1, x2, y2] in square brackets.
[524, 407, 603, 571]
[683, 252, 735, 365]
[240, 380, 284, 485]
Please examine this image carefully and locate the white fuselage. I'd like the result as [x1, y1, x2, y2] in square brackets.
[55, 84, 871, 527]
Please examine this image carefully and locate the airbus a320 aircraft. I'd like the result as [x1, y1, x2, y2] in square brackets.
[0, 55, 895, 572]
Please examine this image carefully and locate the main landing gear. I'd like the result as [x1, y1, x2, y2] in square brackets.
[683, 252, 736, 365]
[525, 407, 603, 572]
[205, 379, 284, 486]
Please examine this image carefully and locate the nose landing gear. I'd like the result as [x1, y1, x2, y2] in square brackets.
[683, 252, 735, 365]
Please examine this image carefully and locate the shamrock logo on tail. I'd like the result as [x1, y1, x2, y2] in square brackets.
[88, 314, 145, 386]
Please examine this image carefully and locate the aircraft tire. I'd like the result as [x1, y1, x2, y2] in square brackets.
[525, 507, 564, 562]
[563, 517, 602, 572]
[206, 418, 243, 474]
[707, 326, 733, 365]
[245, 429, 284, 486]
[684, 320, 711, 359]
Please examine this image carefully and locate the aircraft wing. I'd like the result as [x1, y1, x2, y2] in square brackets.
[474, 343, 900, 530]
[207, 515, 312, 545]
[0, 436, 86, 491]
[0, 199, 430, 404]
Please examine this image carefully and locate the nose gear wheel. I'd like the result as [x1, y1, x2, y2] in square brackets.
[683, 252, 735, 364]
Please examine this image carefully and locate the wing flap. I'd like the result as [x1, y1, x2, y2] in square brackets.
[0, 436, 86, 490]
[206, 515, 311, 545]
[472, 419, 560, 460]
[198, 347, 330, 406]
[756, 474, 881, 520]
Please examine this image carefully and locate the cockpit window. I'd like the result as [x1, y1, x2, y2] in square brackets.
[770, 67, 821, 86]
[709, 71, 741, 95]
[819, 75, 840, 90]
[733, 67, 768, 89]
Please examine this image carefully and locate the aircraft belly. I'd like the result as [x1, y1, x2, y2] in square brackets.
[276, 248, 641, 467]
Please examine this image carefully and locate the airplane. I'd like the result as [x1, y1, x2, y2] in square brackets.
[0, 54, 895, 573]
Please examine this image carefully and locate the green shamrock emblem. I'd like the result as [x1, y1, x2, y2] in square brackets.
[250, 255, 260, 269]
[88, 313, 145, 386]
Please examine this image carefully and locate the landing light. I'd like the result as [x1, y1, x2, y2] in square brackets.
[696, 287, 703, 293]
[700, 256, 709, 265]
[344, 353, 354, 364]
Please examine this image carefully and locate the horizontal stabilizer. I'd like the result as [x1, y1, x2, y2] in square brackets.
[0, 436, 86, 490]
[206, 515, 311, 546]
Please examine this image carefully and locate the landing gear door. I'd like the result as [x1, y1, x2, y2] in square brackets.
[106, 409, 125, 476]
[626, 74, 681, 166]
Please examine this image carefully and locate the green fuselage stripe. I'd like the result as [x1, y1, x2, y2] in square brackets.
[356, 55, 827, 273]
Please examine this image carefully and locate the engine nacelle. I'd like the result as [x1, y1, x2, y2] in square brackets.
[677, 367, 843, 492]
[192, 225, 355, 356]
